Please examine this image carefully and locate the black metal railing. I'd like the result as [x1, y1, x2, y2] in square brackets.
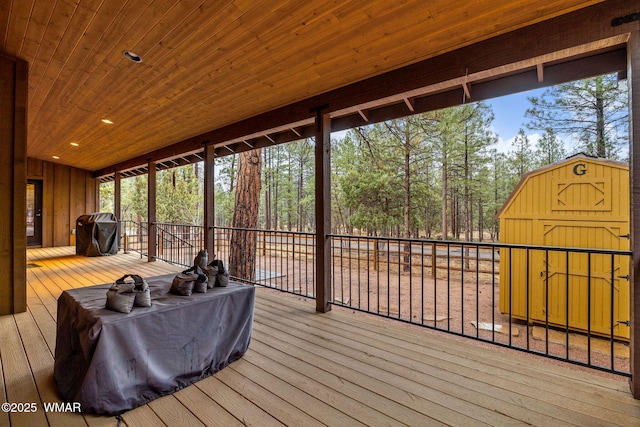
[118, 221, 632, 375]
[329, 234, 631, 376]
[119, 220, 149, 257]
[120, 221, 204, 266]
[214, 226, 316, 296]
[155, 223, 204, 267]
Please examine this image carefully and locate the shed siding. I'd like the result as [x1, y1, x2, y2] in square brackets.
[498, 156, 630, 340]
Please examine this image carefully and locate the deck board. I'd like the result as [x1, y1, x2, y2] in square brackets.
[0, 246, 638, 426]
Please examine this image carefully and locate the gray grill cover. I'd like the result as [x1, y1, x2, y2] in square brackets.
[54, 274, 255, 415]
[76, 212, 118, 256]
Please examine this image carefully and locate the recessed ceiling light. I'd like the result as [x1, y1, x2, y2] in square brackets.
[52, 156, 60, 160]
[123, 50, 142, 63]
[101, 119, 114, 124]
[70, 142, 79, 147]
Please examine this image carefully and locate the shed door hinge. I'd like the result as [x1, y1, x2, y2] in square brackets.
[612, 12, 640, 27]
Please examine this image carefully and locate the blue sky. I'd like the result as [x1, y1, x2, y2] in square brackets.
[485, 87, 547, 153]
[331, 87, 555, 154]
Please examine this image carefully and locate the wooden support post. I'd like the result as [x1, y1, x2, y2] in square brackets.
[204, 142, 215, 257]
[148, 161, 157, 262]
[114, 171, 121, 250]
[629, 29, 640, 399]
[314, 106, 331, 312]
[114, 171, 121, 219]
[0, 53, 27, 315]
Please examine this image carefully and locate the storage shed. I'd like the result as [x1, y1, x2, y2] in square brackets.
[497, 154, 630, 341]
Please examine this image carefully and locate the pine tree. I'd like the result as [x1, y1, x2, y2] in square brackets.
[535, 128, 566, 166]
[525, 74, 628, 159]
[229, 149, 262, 281]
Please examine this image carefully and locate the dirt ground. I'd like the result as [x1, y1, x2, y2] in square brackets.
[255, 251, 630, 376]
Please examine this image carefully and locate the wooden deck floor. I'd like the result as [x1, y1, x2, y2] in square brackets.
[1, 246, 639, 426]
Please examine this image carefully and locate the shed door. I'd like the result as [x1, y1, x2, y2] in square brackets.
[534, 222, 630, 340]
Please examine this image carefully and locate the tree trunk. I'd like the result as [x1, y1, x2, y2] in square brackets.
[478, 198, 483, 242]
[441, 161, 448, 240]
[229, 149, 262, 281]
[298, 155, 304, 232]
[264, 149, 271, 230]
[403, 122, 412, 271]
[595, 77, 606, 157]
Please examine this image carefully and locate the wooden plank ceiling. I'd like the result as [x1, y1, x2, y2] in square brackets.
[0, 0, 606, 172]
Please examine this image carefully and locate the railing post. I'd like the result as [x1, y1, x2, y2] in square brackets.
[431, 242, 437, 278]
[373, 241, 379, 271]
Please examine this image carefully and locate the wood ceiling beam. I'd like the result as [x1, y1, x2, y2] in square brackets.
[537, 63, 544, 83]
[462, 81, 472, 100]
[332, 47, 627, 133]
[403, 97, 415, 113]
[96, 46, 627, 180]
[94, 0, 637, 178]
[357, 110, 370, 122]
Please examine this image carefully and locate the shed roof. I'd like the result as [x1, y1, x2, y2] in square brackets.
[496, 153, 629, 218]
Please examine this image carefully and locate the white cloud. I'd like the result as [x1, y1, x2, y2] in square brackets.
[491, 131, 541, 153]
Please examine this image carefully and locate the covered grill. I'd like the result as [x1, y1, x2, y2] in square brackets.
[75, 213, 118, 256]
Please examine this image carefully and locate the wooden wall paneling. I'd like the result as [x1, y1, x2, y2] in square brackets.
[81, 172, 91, 215]
[85, 174, 97, 214]
[76, 168, 87, 218]
[69, 167, 78, 228]
[27, 159, 97, 248]
[69, 167, 86, 246]
[27, 157, 43, 177]
[42, 161, 55, 247]
[53, 164, 71, 247]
